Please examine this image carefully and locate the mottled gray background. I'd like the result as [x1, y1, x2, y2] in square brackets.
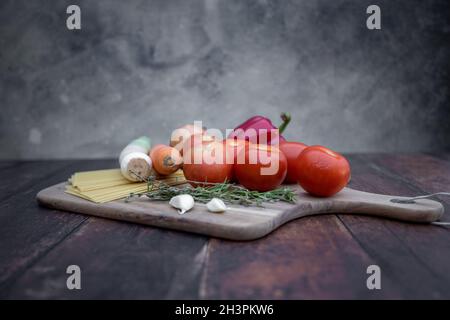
[0, 0, 449, 159]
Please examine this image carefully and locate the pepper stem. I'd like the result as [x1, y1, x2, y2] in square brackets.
[278, 112, 291, 134]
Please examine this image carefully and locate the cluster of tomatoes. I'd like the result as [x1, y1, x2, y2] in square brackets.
[171, 125, 351, 197]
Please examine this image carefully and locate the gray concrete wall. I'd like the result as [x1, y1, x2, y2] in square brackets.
[0, 0, 449, 159]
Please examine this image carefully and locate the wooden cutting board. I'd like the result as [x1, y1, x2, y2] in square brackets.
[37, 182, 444, 240]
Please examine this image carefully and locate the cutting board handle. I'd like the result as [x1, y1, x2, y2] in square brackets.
[283, 188, 445, 224]
[37, 183, 447, 241]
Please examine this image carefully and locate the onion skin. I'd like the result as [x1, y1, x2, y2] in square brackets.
[170, 124, 204, 154]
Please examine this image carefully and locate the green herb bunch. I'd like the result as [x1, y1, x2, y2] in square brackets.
[127, 175, 297, 207]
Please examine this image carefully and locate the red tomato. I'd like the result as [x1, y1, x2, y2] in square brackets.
[223, 139, 249, 181]
[182, 141, 233, 186]
[235, 144, 287, 192]
[279, 141, 308, 183]
[295, 145, 350, 197]
[223, 139, 249, 163]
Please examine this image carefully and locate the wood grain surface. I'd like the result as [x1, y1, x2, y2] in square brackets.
[36, 182, 444, 241]
[1, 154, 449, 299]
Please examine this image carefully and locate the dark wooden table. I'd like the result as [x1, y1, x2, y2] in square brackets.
[1, 154, 449, 299]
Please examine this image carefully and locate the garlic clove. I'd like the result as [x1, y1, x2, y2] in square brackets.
[169, 194, 194, 215]
[206, 198, 227, 213]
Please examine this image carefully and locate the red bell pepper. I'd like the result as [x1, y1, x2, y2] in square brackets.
[228, 113, 291, 145]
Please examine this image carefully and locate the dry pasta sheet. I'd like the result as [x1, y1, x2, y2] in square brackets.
[65, 169, 185, 203]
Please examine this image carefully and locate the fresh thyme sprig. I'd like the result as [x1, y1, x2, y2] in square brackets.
[126, 174, 297, 207]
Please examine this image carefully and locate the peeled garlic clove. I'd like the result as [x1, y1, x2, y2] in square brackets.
[206, 198, 227, 213]
[169, 194, 194, 215]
